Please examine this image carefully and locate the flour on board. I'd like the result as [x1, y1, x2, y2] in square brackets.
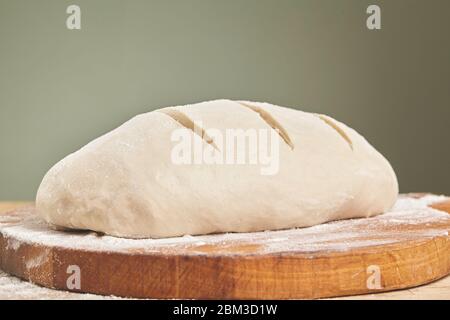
[0, 194, 448, 255]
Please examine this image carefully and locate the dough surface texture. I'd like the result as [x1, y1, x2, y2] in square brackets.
[36, 100, 398, 238]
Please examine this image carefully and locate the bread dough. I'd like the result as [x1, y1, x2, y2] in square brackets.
[36, 100, 398, 238]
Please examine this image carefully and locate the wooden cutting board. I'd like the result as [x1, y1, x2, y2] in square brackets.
[0, 193, 449, 299]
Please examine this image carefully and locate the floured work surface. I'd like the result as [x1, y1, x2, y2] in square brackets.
[0, 194, 449, 299]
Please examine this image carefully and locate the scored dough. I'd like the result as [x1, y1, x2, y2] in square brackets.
[36, 100, 398, 238]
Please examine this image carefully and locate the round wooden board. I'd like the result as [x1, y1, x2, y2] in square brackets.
[0, 194, 449, 299]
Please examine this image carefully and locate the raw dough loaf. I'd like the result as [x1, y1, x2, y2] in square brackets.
[36, 100, 398, 238]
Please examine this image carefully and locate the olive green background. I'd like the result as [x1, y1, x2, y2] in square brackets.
[0, 0, 449, 200]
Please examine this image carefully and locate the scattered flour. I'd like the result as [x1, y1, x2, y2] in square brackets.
[0, 269, 119, 300]
[25, 252, 48, 271]
[0, 194, 448, 255]
[6, 238, 21, 251]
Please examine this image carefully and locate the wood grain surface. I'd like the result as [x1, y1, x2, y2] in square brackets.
[0, 196, 449, 300]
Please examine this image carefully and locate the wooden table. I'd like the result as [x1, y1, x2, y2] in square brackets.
[0, 202, 449, 300]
